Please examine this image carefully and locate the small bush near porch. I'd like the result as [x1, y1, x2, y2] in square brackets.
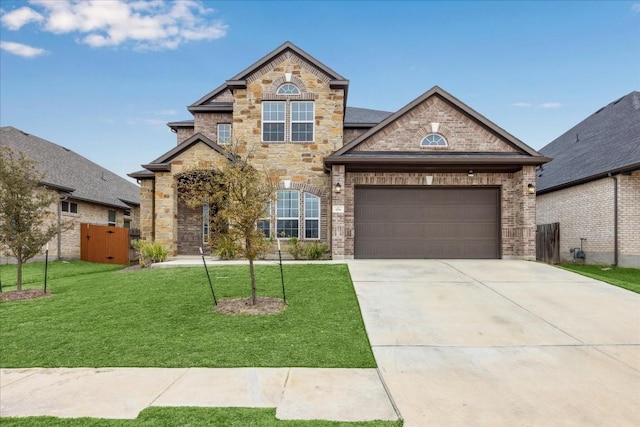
[0, 264, 375, 368]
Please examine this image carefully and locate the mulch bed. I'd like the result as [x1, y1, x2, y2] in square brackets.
[0, 289, 53, 302]
[214, 297, 286, 315]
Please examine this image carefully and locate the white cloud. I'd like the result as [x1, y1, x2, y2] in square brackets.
[540, 102, 562, 109]
[513, 102, 532, 107]
[154, 109, 177, 116]
[1, 0, 228, 50]
[0, 6, 44, 30]
[0, 40, 48, 58]
[632, 3, 640, 13]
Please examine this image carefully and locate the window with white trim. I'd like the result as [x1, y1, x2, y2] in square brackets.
[108, 210, 116, 227]
[304, 193, 320, 239]
[257, 202, 271, 238]
[217, 123, 231, 144]
[421, 133, 447, 147]
[61, 201, 78, 214]
[291, 101, 314, 142]
[276, 83, 300, 95]
[262, 101, 285, 142]
[276, 190, 299, 238]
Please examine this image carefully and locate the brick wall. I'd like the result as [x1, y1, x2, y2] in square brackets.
[353, 96, 519, 153]
[332, 168, 537, 259]
[536, 178, 615, 265]
[618, 170, 640, 267]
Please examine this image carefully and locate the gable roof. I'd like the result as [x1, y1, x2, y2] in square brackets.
[189, 41, 349, 110]
[1, 126, 139, 208]
[331, 86, 544, 157]
[325, 86, 549, 172]
[537, 91, 640, 193]
[135, 133, 232, 176]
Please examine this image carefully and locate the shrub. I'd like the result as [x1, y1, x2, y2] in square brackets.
[132, 239, 168, 267]
[214, 235, 238, 260]
[287, 237, 304, 260]
[303, 241, 328, 260]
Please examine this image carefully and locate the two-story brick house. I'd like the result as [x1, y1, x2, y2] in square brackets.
[131, 42, 549, 259]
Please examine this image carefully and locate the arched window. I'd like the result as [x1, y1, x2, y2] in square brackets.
[421, 133, 447, 147]
[276, 83, 301, 95]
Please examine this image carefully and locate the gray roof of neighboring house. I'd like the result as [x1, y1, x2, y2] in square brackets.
[1, 126, 140, 208]
[537, 91, 640, 193]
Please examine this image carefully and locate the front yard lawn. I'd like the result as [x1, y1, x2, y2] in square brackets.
[1, 407, 402, 427]
[560, 264, 640, 294]
[0, 264, 376, 368]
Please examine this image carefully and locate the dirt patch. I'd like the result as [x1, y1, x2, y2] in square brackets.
[0, 289, 53, 302]
[116, 264, 143, 273]
[214, 297, 286, 315]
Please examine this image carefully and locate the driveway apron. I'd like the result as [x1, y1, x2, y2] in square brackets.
[348, 259, 640, 427]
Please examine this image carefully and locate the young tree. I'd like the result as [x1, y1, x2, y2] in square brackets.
[177, 144, 276, 305]
[0, 147, 61, 290]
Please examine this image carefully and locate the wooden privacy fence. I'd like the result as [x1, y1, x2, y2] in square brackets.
[80, 223, 129, 265]
[536, 222, 560, 264]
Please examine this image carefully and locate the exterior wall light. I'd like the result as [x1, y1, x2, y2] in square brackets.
[334, 182, 342, 194]
[527, 183, 536, 194]
[468, 170, 474, 177]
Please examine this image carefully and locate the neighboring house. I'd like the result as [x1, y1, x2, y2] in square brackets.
[536, 92, 640, 267]
[0, 126, 140, 260]
[131, 42, 549, 259]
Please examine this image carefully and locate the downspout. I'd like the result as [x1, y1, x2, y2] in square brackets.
[609, 173, 618, 266]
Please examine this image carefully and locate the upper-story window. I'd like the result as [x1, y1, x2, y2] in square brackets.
[291, 102, 314, 142]
[262, 100, 315, 143]
[108, 210, 116, 227]
[217, 123, 231, 144]
[262, 101, 286, 142]
[276, 83, 300, 95]
[421, 133, 447, 147]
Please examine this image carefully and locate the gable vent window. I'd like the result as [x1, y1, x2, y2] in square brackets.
[421, 133, 448, 147]
[276, 83, 300, 95]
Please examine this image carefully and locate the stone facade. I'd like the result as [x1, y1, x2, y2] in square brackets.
[536, 171, 639, 267]
[137, 43, 544, 260]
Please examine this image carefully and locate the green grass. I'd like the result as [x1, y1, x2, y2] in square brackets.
[0, 264, 375, 368]
[0, 260, 125, 291]
[0, 407, 402, 427]
[560, 264, 640, 293]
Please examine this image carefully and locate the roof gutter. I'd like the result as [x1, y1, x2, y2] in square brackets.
[536, 162, 640, 195]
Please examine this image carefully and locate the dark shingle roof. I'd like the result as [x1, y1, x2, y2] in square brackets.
[537, 91, 640, 193]
[1, 126, 140, 208]
[344, 107, 393, 125]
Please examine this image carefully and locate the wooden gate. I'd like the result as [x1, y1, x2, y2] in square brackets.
[536, 222, 560, 264]
[80, 223, 129, 265]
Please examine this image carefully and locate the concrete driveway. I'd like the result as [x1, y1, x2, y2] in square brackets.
[348, 260, 640, 427]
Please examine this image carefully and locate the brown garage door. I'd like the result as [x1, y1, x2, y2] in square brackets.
[354, 187, 500, 259]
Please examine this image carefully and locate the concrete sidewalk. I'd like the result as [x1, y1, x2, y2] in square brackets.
[0, 367, 398, 421]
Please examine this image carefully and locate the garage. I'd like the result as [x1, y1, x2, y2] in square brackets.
[354, 187, 500, 259]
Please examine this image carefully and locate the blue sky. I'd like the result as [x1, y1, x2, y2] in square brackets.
[1, 0, 638, 182]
